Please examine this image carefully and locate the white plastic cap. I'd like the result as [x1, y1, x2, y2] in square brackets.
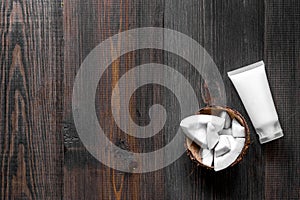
[256, 121, 284, 144]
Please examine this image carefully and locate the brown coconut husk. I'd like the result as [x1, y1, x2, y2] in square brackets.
[185, 106, 250, 170]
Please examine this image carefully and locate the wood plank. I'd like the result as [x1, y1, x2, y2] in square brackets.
[0, 0, 63, 199]
[264, 1, 300, 199]
[63, 0, 165, 199]
[163, 0, 265, 199]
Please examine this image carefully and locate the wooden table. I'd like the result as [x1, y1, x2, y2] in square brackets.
[1, 0, 299, 199]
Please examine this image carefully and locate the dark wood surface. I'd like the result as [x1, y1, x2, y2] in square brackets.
[0, 0, 63, 199]
[1, 0, 299, 199]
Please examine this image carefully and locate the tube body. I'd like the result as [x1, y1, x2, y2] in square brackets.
[228, 61, 283, 144]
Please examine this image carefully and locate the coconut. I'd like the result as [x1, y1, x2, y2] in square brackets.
[182, 125, 208, 149]
[180, 115, 225, 149]
[199, 148, 213, 167]
[184, 106, 250, 171]
[218, 111, 232, 129]
[232, 119, 246, 138]
[180, 115, 225, 131]
[214, 137, 245, 171]
[206, 122, 220, 150]
[214, 135, 231, 157]
[219, 128, 232, 135]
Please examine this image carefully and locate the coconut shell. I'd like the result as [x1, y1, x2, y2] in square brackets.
[184, 106, 250, 170]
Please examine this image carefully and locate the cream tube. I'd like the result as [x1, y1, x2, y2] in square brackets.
[228, 61, 283, 144]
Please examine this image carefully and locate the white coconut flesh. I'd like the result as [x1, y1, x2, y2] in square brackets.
[232, 119, 246, 137]
[199, 148, 213, 167]
[218, 111, 232, 129]
[180, 112, 246, 171]
[219, 128, 232, 135]
[180, 115, 225, 132]
[214, 137, 245, 171]
[182, 126, 208, 149]
[206, 122, 220, 150]
[180, 115, 225, 149]
[214, 135, 231, 157]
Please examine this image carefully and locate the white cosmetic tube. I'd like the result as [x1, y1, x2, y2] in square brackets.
[228, 61, 283, 144]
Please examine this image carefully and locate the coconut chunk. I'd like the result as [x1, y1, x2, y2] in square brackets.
[207, 122, 220, 150]
[218, 111, 232, 129]
[180, 115, 225, 132]
[207, 115, 225, 131]
[180, 115, 204, 130]
[214, 135, 231, 157]
[232, 119, 245, 138]
[218, 128, 232, 135]
[183, 126, 208, 148]
[199, 148, 213, 167]
[214, 137, 245, 171]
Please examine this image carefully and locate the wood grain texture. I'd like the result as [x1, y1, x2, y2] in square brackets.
[264, 1, 300, 199]
[1, 0, 300, 199]
[63, 0, 164, 199]
[0, 0, 63, 199]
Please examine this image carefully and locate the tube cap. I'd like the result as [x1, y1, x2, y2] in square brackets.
[256, 121, 284, 144]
